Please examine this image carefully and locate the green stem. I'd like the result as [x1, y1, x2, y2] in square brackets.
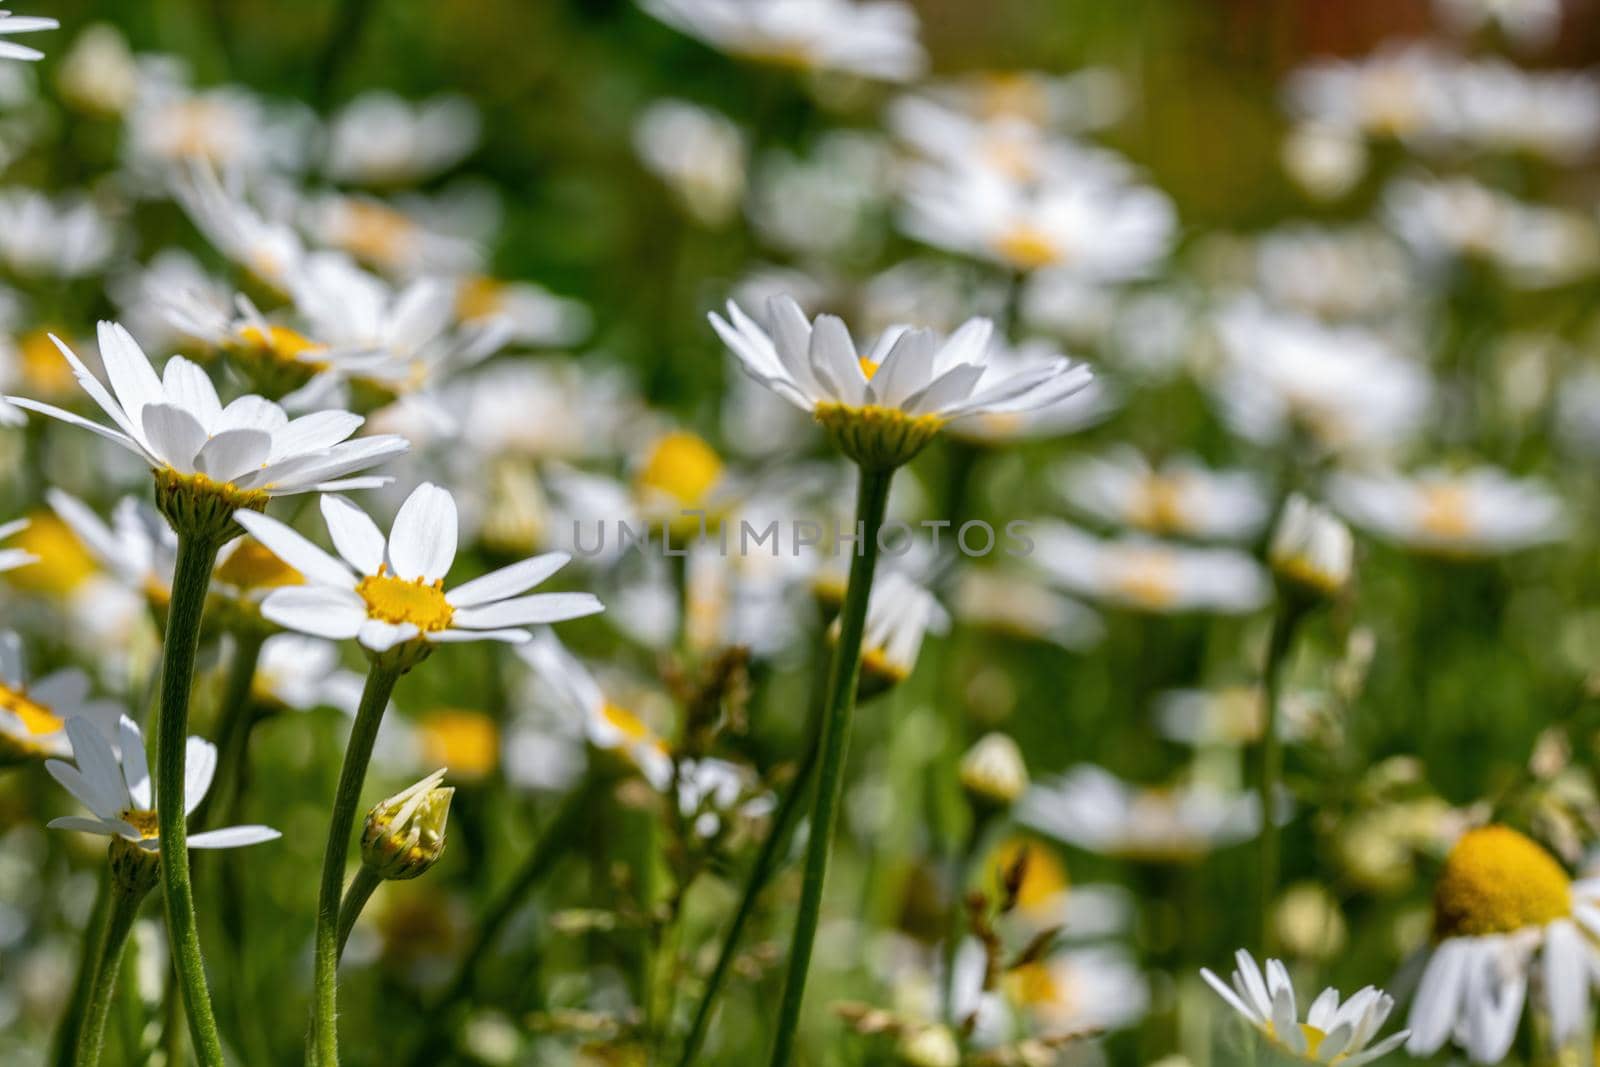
[767, 465, 893, 1067]
[155, 532, 226, 1067]
[673, 733, 821, 1067]
[309, 658, 403, 1067]
[75, 880, 149, 1067]
[941, 809, 992, 1022]
[52, 869, 111, 1067]
[1257, 604, 1300, 954]
[335, 864, 383, 961]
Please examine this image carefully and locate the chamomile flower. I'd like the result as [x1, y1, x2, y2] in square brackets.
[5, 322, 409, 531]
[1027, 522, 1270, 615]
[323, 92, 480, 186]
[1202, 950, 1408, 1065]
[1018, 765, 1261, 862]
[0, 191, 116, 280]
[951, 567, 1104, 651]
[236, 484, 603, 654]
[251, 634, 364, 715]
[0, 6, 56, 62]
[1405, 826, 1600, 1063]
[0, 517, 36, 574]
[633, 99, 747, 227]
[709, 294, 1091, 469]
[46, 489, 175, 608]
[301, 192, 483, 279]
[1326, 467, 1566, 557]
[174, 164, 307, 291]
[950, 938, 1149, 1041]
[1055, 447, 1271, 542]
[843, 569, 948, 694]
[0, 632, 122, 763]
[1269, 494, 1354, 599]
[515, 628, 671, 789]
[45, 716, 280, 851]
[638, 0, 927, 82]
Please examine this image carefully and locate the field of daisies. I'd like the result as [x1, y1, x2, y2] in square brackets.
[4, 0, 1600, 1064]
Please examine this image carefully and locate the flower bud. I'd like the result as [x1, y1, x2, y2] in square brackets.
[896, 1025, 960, 1067]
[959, 732, 1029, 808]
[1268, 494, 1352, 600]
[361, 769, 453, 881]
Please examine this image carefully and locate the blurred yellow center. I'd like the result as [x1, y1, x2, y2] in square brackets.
[457, 276, 507, 320]
[418, 709, 498, 780]
[19, 329, 77, 395]
[340, 201, 414, 266]
[233, 324, 326, 365]
[8, 514, 97, 596]
[215, 538, 303, 592]
[989, 838, 1069, 912]
[1433, 825, 1570, 938]
[600, 702, 651, 744]
[1269, 1022, 1330, 1058]
[119, 808, 159, 839]
[637, 431, 723, 509]
[977, 73, 1051, 124]
[1005, 961, 1061, 1007]
[858, 357, 881, 380]
[995, 226, 1059, 270]
[1115, 550, 1178, 609]
[1131, 475, 1188, 534]
[1419, 484, 1475, 540]
[0, 684, 61, 736]
[357, 572, 454, 631]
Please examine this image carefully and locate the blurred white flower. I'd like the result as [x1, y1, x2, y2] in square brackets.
[946, 339, 1115, 445]
[633, 100, 747, 226]
[453, 276, 590, 348]
[1326, 466, 1566, 557]
[951, 566, 1104, 651]
[1269, 493, 1353, 598]
[56, 24, 137, 114]
[47, 490, 175, 605]
[1055, 447, 1271, 542]
[324, 92, 480, 186]
[1028, 521, 1269, 615]
[1018, 764, 1261, 860]
[950, 938, 1149, 1040]
[0, 191, 116, 280]
[126, 70, 308, 180]
[750, 131, 895, 261]
[0, 631, 122, 762]
[639, 0, 926, 81]
[1280, 121, 1368, 202]
[175, 164, 307, 291]
[1435, 0, 1562, 50]
[252, 634, 364, 715]
[301, 191, 484, 279]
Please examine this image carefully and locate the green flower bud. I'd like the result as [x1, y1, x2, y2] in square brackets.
[360, 769, 453, 881]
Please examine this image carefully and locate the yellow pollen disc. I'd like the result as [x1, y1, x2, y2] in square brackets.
[977, 72, 1051, 124]
[418, 709, 498, 781]
[1268, 1022, 1329, 1059]
[233, 324, 327, 365]
[858, 357, 881, 381]
[636, 431, 724, 509]
[1114, 550, 1179, 610]
[1433, 825, 1571, 938]
[119, 808, 160, 839]
[995, 226, 1060, 270]
[1005, 961, 1061, 1008]
[600, 703, 652, 745]
[1418, 484, 1476, 541]
[20, 329, 77, 396]
[215, 538, 304, 592]
[0, 684, 62, 736]
[1131, 475, 1189, 534]
[456, 276, 508, 320]
[988, 838, 1069, 912]
[340, 201, 415, 267]
[356, 572, 454, 631]
[7, 513, 97, 596]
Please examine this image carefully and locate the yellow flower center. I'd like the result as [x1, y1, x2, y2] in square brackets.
[600, 702, 652, 745]
[1006, 961, 1062, 1008]
[1130, 474, 1189, 535]
[0, 683, 62, 736]
[456, 276, 507, 321]
[19, 329, 77, 396]
[1268, 1022, 1331, 1059]
[339, 201, 415, 267]
[636, 431, 724, 510]
[995, 226, 1060, 270]
[988, 837, 1070, 913]
[1433, 825, 1571, 938]
[858, 356, 881, 381]
[813, 402, 946, 470]
[742, 40, 817, 70]
[7, 513, 98, 596]
[417, 709, 498, 780]
[215, 538, 304, 592]
[119, 808, 160, 839]
[981, 135, 1040, 183]
[1113, 549, 1179, 610]
[232, 324, 327, 365]
[356, 571, 454, 632]
[1418, 484, 1476, 541]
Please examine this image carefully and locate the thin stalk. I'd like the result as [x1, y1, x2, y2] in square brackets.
[941, 809, 993, 1022]
[335, 864, 383, 960]
[308, 658, 403, 1067]
[52, 869, 111, 1067]
[74, 879, 150, 1067]
[1256, 604, 1300, 954]
[767, 465, 893, 1067]
[155, 532, 226, 1067]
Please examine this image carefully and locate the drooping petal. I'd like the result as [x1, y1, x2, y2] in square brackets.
[184, 737, 217, 816]
[118, 716, 152, 811]
[258, 586, 367, 640]
[233, 510, 357, 588]
[65, 717, 130, 814]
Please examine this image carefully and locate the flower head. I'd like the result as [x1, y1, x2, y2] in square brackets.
[639, 0, 926, 81]
[0, 632, 123, 763]
[46, 715, 280, 851]
[236, 483, 603, 656]
[1269, 494, 1354, 600]
[959, 733, 1029, 808]
[361, 768, 453, 880]
[710, 295, 1090, 468]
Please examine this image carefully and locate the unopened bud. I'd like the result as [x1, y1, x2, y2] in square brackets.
[361, 769, 453, 881]
[1269, 494, 1352, 600]
[960, 732, 1029, 808]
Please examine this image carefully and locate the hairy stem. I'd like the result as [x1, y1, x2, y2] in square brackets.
[335, 864, 383, 961]
[51, 868, 111, 1067]
[74, 878, 149, 1067]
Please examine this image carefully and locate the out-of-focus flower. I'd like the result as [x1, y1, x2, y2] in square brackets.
[239, 485, 602, 654]
[1202, 949, 1407, 1065]
[749, 131, 895, 261]
[1326, 467, 1565, 557]
[1281, 122, 1368, 202]
[1436, 0, 1562, 51]
[113, 249, 233, 352]
[46, 716, 280, 850]
[56, 25, 137, 114]
[47, 490, 175, 608]
[1028, 522, 1269, 615]
[1153, 684, 1319, 747]
[126, 72, 308, 180]
[175, 164, 307, 291]
[639, 0, 926, 81]
[899, 165, 1174, 280]
[1273, 883, 1348, 960]
[442, 361, 636, 464]
[415, 709, 498, 782]
[960, 733, 1028, 808]
[906, 69, 1127, 134]
[324, 93, 479, 186]
[0, 6, 56, 62]
[1249, 226, 1415, 322]
[1406, 825, 1600, 1063]
[361, 768, 453, 880]
[631, 429, 732, 537]
[300, 192, 483, 279]
[676, 757, 773, 838]
[633, 100, 746, 227]
[839, 569, 947, 695]
[710, 294, 1090, 469]
[1018, 765, 1261, 861]
[951, 567, 1104, 651]
[1269, 494, 1353, 600]
[1055, 447, 1270, 542]
[453, 277, 590, 348]
[951, 938, 1149, 1039]
[0, 191, 116, 280]
[981, 836, 1132, 939]
[0, 631, 122, 763]
[251, 634, 364, 715]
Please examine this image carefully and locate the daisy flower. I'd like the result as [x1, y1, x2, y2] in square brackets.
[1202, 949, 1408, 1065]
[633, 99, 747, 227]
[945, 339, 1116, 445]
[4, 321, 409, 529]
[638, 0, 926, 81]
[1027, 522, 1270, 615]
[45, 715, 280, 851]
[1018, 765, 1261, 862]
[0, 6, 57, 62]
[1326, 467, 1565, 557]
[47, 490, 177, 608]
[951, 566, 1105, 651]
[174, 164, 307, 291]
[846, 569, 949, 694]
[323, 92, 480, 187]
[251, 634, 365, 715]
[1055, 447, 1272, 542]
[950, 938, 1149, 1042]
[709, 294, 1091, 469]
[0, 631, 123, 763]
[1269, 493, 1354, 598]
[0, 516, 36, 574]
[0, 191, 117, 280]
[235, 484, 604, 655]
[1406, 825, 1600, 1063]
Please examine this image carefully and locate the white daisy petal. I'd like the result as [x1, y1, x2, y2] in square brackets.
[141, 403, 208, 473]
[194, 427, 273, 483]
[451, 592, 604, 629]
[233, 510, 357, 588]
[445, 553, 571, 607]
[386, 482, 457, 582]
[320, 495, 387, 574]
[358, 618, 420, 653]
[183, 737, 217, 816]
[428, 627, 532, 644]
[259, 586, 367, 639]
[187, 825, 282, 849]
[118, 716, 151, 811]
